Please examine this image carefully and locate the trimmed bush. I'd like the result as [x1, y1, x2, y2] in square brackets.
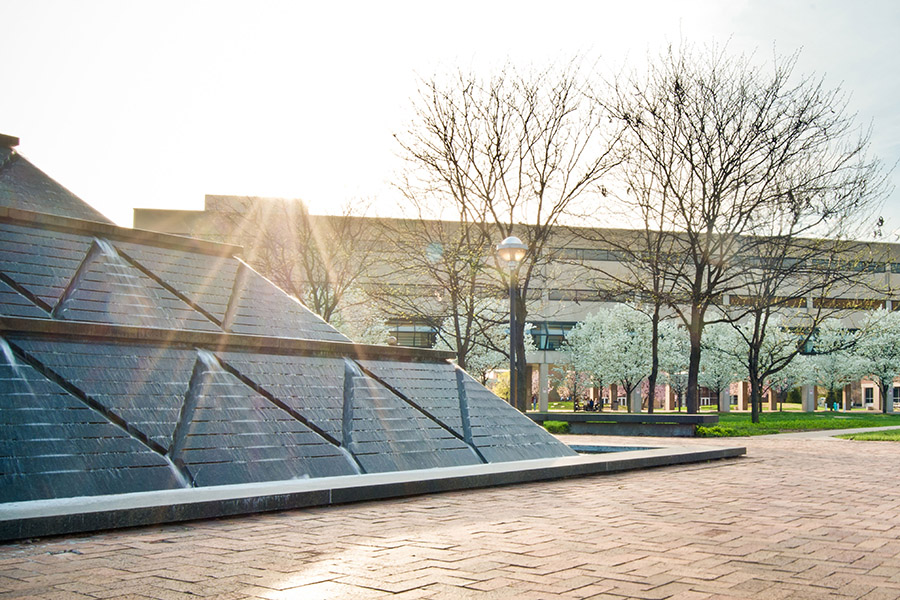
[696, 425, 738, 437]
[543, 420, 570, 434]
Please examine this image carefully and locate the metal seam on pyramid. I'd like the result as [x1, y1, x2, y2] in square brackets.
[221, 260, 250, 332]
[2, 336, 182, 472]
[167, 353, 207, 487]
[48, 238, 220, 331]
[115, 245, 224, 329]
[341, 359, 366, 473]
[49, 238, 102, 319]
[454, 365, 482, 459]
[0, 271, 51, 314]
[0, 222, 97, 309]
[216, 352, 364, 474]
[356, 359, 487, 464]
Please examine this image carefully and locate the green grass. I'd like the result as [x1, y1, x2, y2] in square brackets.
[698, 412, 900, 437]
[547, 401, 574, 411]
[836, 429, 900, 441]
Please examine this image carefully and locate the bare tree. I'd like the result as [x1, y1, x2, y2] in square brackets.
[395, 61, 619, 410]
[367, 215, 501, 372]
[206, 196, 379, 325]
[601, 44, 886, 413]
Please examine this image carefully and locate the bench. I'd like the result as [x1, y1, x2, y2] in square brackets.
[528, 412, 719, 437]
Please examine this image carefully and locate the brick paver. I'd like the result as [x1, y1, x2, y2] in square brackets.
[3, 434, 900, 599]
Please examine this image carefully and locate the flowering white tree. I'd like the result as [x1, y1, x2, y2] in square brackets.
[658, 320, 691, 411]
[857, 309, 900, 413]
[767, 353, 813, 410]
[562, 312, 615, 409]
[599, 305, 651, 410]
[562, 305, 651, 411]
[699, 323, 745, 411]
[808, 318, 865, 408]
[738, 314, 807, 415]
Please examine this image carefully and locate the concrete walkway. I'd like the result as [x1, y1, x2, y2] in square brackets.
[3, 432, 900, 599]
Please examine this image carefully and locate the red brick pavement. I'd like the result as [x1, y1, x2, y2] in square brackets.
[3, 434, 900, 599]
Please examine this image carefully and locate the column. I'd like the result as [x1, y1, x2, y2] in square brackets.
[801, 385, 815, 412]
[719, 388, 731, 413]
[525, 365, 534, 408]
[630, 385, 642, 413]
[842, 384, 852, 411]
[664, 384, 676, 411]
[767, 389, 777, 411]
[538, 362, 549, 412]
[888, 384, 895, 414]
[737, 381, 750, 411]
[874, 384, 883, 412]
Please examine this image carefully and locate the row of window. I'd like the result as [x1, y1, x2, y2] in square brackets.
[553, 247, 898, 274]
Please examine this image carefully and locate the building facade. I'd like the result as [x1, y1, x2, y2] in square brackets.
[135, 195, 900, 413]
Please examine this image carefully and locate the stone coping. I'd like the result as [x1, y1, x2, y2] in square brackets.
[528, 412, 719, 424]
[0, 316, 455, 362]
[0, 443, 745, 542]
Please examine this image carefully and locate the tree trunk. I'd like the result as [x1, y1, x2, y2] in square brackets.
[749, 378, 761, 424]
[686, 308, 703, 414]
[747, 341, 761, 424]
[646, 302, 661, 414]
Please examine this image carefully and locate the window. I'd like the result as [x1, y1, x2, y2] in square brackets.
[813, 298, 885, 310]
[865, 387, 874, 406]
[553, 247, 623, 262]
[529, 321, 577, 351]
[385, 319, 437, 348]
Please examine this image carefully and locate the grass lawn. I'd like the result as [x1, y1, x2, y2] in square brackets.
[835, 428, 900, 441]
[699, 412, 900, 437]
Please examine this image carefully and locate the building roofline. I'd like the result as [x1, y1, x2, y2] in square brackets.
[0, 207, 244, 257]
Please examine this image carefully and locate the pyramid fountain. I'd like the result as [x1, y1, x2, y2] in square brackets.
[0, 134, 743, 540]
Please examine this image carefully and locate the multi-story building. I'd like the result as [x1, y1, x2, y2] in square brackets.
[134, 195, 900, 413]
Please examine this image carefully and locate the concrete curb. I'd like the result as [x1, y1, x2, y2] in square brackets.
[0, 444, 745, 542]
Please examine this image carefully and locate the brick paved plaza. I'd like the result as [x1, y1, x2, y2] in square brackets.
[2, 433, 900, 599]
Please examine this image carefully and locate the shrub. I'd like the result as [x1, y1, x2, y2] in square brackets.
[696, 425, 737, 437]
[543, 420, 570, 434]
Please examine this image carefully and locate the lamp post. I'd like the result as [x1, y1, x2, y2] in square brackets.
[497, 236, 527, 408]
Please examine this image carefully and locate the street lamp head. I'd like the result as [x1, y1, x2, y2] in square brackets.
[497, 236, 527, 265]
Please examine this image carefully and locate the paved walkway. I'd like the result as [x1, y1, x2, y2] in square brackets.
[3, 433, 900, 599]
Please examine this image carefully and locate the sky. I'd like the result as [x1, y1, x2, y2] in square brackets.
[2, 0, 899, 235]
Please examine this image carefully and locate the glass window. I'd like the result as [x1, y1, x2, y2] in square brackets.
[529, 321, 578, 351]
[385, 319, 437, 348]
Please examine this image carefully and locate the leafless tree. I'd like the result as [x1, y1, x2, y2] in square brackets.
[366, 215, 504, 372]
[599, 44, 887, 413]
[207, 196, 379, 325]
[395, 61, 619, 410]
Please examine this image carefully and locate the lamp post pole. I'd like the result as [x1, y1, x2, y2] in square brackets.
[508, 264, 518, 408]
[497, 236, 527, 409]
